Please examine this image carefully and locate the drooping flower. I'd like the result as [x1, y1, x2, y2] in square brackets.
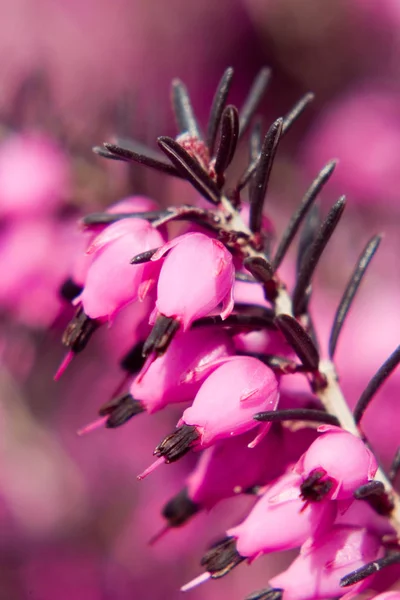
[74, 218, 165, 321]
[227, 471, 336, 558]
[138, 356, 279, 478]
[181, 471, 337, 590]
[295, 426, 378, 501]
[160, 426, 284, 530]
[131, 327, 235, 413]
[150, 232, 235, 331]
[269, 526, 384, 600]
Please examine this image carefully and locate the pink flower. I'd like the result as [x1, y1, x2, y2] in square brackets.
[71, 195, 161, 289]
[227, 472, 337, 558]
[180, 355, 279, 447]
[0, 133, 70, 218]
[295, 426, 378, 501]
[75, 218, 164, 321]
[131, 328, 235, 413]
[269, 526, 384, 600]
[186, 427, 284, 511]
[151, 232, 235, 330]
[137, 356, 279, 478]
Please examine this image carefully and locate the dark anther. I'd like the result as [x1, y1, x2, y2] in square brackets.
[59, 278, 83, 302]
[272, 161, 337, 272]
[245, 589, 283, 600]
[62, 307, 99, 353]
[201, 537, 244, 579]
[292, 196, 346, 316]
[300, 468, 334, 502]
[239, 67, 271, 138]
[249, 118, 283, 234]
[254, 408, 339, 427]
[171, 79, 201, 139]
[142, 315, 180, 358]
[282, 92, 314, 135]
[98, 142, 181, 177]
[130, 248, 159, 264]
[274, 314, 320, 372]
[99, 394, 145, 428]
[353, 345, 400, 424]
[329, 235, 381, 359]
[340, 552, 400, 587]
[389, 447, 400, 482]
[157, 136, 221, 205]
[162, 487, 200, 527]
[154, 425, 200, 463]
[214, 105, 239, 185]
[354, 481, 394, 516]
[207, 67, 234, 154]
[120, 341, 146, 374]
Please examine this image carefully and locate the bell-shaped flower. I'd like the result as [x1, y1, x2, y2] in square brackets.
[74, 218, 165, 321]
[131, 327, 235, 413]
[180, 355, 279, 447]
[227, 471, 337, 558]
[295, 426, 378, 501]
[160, 426, 317, 534]
[181, 472, 336, 592]
[70, 195, 161, 290]
[137, 356, 279, 479]
[186, 426, 284, 510]
[151, 232, 235, 330]
[269, 526, 384, 600]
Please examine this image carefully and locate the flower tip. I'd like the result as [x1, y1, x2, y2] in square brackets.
[77, 416, 108, 436]
[54, 351, 74, 381]
[137, 456, 166, 480]
[180, 572, 211, 592]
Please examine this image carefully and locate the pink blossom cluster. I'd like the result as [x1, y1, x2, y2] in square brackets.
[54, 68, 400, 600]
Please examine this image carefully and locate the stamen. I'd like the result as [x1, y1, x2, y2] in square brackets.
[181, 571, 211, 592]
[77, 416, 107, 436]
[137, 456, 166, 480]
[54, 351, 74, 381]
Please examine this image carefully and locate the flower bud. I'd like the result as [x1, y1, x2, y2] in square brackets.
[75, 218, 164, 320]
[295, 426, 378, 501]
[269, 526, 384, 600]
[180, 355, 279, 448]
[138, 356, 279, 479]
[152, 232, 235, 330]
[131, 328, 234, 413]
[227, 472, 337, 557]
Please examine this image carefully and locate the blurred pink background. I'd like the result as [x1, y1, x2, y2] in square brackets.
[0, 1, 399, 599]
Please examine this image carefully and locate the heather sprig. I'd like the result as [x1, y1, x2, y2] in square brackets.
[60, 67, 400, 599]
